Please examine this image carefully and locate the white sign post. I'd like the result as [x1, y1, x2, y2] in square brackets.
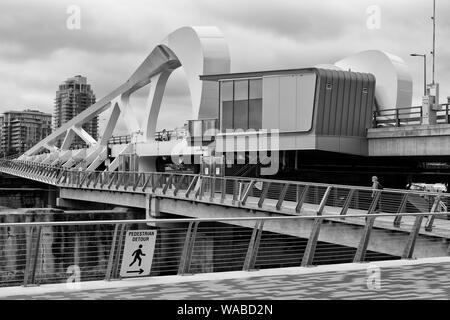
[120, 229, 157, 278]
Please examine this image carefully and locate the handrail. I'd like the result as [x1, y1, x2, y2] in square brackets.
[1, 153, 22, 160]
[107, 128, 187, 145]
[0, 212, 448, 228]
[1, 158, 450, 232]
[377, 105, 423, 113]
[1, 158, 448, 197]
[372, 106, 423, 128]
[1, 209, 447, 287]
[107, 135, 131, 145]
[2, 158, 450, 286]
[373, 103, 450, 128]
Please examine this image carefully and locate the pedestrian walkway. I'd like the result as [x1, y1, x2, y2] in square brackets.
[1, 257, 449, 300]
[3, 160, 450, 240]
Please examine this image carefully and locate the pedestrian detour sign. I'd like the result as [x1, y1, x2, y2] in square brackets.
[120, 229, 157, 278]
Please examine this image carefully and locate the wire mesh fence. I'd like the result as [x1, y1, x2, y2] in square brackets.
[1, 159, 450, 288]
[0, 212, 448, 288]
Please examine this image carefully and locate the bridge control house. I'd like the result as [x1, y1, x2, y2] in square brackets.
[201, 68, 375, 153]
[196, 63, 450, 187]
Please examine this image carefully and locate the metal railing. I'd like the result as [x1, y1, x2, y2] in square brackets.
[436, 104, 450, 124]
[372, 104, 450, 128]
[1, 153, 22, 160]
[107, 129, 187, 145]
[155, 129, 187, 142]
[0, 212, 448, 288]
[372, 106, 423, 128]
[1, 159, 450, 234]
[108, 135, 131, 145]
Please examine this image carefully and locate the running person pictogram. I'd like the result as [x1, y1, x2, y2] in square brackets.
[129, 244, 146, 267]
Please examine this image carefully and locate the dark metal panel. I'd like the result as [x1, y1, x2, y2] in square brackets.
[365, 74, 377, 128]
[358, 73, 369, 136]
[360, 73, 376, 135]
[328, 70, 339, 135]
[352, 73, 363, 136]
[322, 70, 333, 135]
[334, 71, 346, 136]
[346, 72, 357, 135]
[340, 72, 351, 136]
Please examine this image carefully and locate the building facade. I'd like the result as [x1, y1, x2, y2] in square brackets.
[54, 75, 98, 148]
[200, 68, 376, 156]
[0, 115, 4, 154]
[0, 109, 52, 156]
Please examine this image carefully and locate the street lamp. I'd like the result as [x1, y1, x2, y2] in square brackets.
[410, 53, 427, 96]
[431, 0, 436, 85]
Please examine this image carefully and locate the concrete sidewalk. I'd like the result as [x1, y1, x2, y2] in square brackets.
[1, 257, 449, 300]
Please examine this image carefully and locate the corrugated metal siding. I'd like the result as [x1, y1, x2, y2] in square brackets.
[315, 69, 375, 137]
[365, 73, 376, 134]
[315, 71, 327, 135]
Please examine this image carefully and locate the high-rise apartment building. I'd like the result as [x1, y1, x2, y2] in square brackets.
[0, 109, 52, 156]
[54, 75, 98, 148]
[0, 115, 4, 155]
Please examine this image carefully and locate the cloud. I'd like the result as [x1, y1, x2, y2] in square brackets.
[1, 0, 450, 133]
[194, 0, 363, 42]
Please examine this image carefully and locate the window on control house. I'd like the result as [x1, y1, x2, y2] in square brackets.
[220, 81, 233, 131]
[234, 80, 248, 130]
[220, 78, 262, 132]
[249, 79, 262, 130]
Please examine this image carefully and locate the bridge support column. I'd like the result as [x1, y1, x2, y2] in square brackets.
[146, 194, 161, 221]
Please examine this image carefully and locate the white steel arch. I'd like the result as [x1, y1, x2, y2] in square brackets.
[334, 50, 413, 110]
[20, 26, 230, 171]
[316, 50, 413, 110]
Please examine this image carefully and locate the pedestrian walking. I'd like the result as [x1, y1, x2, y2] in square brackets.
[371, 176, 383, 212]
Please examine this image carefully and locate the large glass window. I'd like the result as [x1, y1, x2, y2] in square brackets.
[234, 80, 248, 100]
[233, 80, 249, 130]
[220, 81, 233, 131]
[249, 79, 262, 130]
[249, 78, 262, 99]
[220, 78, 262, 132]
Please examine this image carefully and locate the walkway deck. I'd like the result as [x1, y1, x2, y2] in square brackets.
[1, 257, 449, 300]
[59, 181, 450, 239]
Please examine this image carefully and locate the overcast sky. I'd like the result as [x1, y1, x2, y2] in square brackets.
[1, 0, 449, 135]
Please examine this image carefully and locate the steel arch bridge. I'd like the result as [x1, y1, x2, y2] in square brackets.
[19, 26, 231, 172]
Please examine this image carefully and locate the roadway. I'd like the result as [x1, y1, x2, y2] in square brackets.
[1, 257, 449, 300]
